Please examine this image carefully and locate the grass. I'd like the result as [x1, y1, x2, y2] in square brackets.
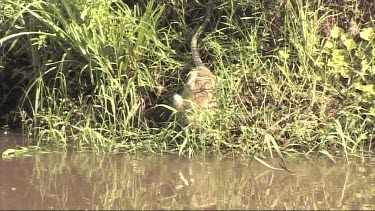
[0, 0, 374, 159]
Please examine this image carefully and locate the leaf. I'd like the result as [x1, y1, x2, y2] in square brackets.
[343, 39, 357, 50]
[319, 150, 336, 163]
[355, 84, 375, 94]
[253, 156, 284, 170]
[340, 33, 351, 42]
[330, 26, 344, 39]
[331, 49, 347, 63]
[360, 27, 375, 41]
[324, 40, 334, 49]
[81, 7, 89, 21]
[2, 148, 16, 158]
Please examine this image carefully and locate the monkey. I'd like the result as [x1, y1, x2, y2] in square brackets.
[173, 3, 216, 126]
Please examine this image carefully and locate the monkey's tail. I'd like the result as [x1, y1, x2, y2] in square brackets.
[191, 2, 213, 69]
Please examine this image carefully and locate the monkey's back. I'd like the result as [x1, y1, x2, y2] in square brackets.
[182, 67, 216, 110]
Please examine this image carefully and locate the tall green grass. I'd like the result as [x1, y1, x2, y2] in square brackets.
[0, 0, 374, 158]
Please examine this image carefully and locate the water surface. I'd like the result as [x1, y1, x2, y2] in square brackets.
[1, 132, 375, 210]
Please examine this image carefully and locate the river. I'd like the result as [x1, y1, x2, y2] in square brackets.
[1, 131, 374, 210]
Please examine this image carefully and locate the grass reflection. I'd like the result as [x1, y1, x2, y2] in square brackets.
[0, 154, 367, 209]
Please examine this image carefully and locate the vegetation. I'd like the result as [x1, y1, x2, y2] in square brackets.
[0, 0, 374, 158]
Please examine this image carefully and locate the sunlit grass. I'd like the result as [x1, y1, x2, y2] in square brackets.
[0, 0, 374, 159]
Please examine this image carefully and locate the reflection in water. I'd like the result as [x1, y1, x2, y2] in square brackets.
[1, 149, 375, 210]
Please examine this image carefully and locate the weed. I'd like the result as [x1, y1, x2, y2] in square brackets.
[0, 0, 374, 159]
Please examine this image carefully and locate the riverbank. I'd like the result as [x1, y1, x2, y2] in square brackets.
[0, 0, 374, 158]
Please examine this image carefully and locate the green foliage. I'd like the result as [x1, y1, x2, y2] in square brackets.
[0, 0, 374, 158]
[325, 26, 375, 112]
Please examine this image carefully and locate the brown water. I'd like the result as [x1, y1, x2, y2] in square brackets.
[1, 132, 375, 210]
